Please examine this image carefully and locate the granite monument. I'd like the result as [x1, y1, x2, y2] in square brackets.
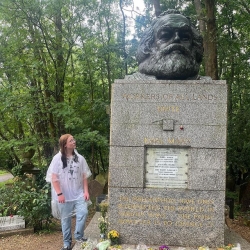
[108, 9, 227, 248]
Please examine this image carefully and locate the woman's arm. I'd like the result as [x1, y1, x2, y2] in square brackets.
[83, 173, 89, 200]
[52, 173, 65, 203]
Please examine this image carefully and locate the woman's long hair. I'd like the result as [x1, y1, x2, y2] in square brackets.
[59, 134, 78, 168]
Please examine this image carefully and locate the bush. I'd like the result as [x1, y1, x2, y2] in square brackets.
[0, 185, 18, 216]
[0, 173, 52, 231]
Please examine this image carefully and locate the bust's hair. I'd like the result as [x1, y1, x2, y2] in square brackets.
[136, 9, 203, 64]
[159, 9, 182, 16]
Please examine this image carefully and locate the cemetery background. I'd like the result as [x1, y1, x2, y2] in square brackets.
[1, 0, 250, 249]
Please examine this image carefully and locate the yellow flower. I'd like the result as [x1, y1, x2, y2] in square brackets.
[108, 230, 119, 239]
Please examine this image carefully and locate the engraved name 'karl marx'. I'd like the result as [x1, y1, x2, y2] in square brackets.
[136, 9, 203, 80]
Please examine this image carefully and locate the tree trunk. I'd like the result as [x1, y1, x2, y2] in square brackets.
[239, 180, 250, 211]
[193, 0, 206, 33]
[194, 0, 218, 79]
[119, 0, 128, 75]
[54, 2, 66, 135]
[151, 0, 161, 17]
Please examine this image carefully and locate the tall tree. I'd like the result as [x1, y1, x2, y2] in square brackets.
[0, 0, 119, 173]
[194, 0, 218, 79]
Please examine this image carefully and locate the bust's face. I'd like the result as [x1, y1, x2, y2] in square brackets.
[153, 14, 193, 53]
[138, 13, 201, 80]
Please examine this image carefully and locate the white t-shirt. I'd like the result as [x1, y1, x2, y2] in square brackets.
[46, 150, 91, 202]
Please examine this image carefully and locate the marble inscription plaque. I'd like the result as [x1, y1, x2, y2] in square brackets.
[145, 147, 189, 188]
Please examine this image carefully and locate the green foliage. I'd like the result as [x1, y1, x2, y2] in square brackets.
[216, 0, 250, 183]
[0, 178, 13, 188]
[11, 164, 23, 177]
[0, 174, 52, 231]
[226, 190, 239, 201]
[0, 0, 149, 178]
[0, 186, 17, 216]
[75, 129, 109, 174]
[0, 0, 122, 174]
[0, 170, 8, 175]
[0, 150, 17, 173]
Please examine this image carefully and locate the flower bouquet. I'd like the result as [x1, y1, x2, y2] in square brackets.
[98, 216, 108, 239]
[108, 245, 122, 250]
[159, 245, 170, 250]
[96, 239, 111, 250]
[217, 244, 241, 250]
[108, 230, 120, 245]
[81, 239, 98, 250]
[198, 246, 209, 250]
[99, 200, 109, 218]
[98, 200, 109, 240]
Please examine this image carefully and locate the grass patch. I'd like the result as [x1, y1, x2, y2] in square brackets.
[0, 170, 13, 188]
[0, 170, 8, 176]
[0, 178, 14, 188]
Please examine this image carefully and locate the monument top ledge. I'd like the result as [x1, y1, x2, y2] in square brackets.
[114, 73, 226, 85]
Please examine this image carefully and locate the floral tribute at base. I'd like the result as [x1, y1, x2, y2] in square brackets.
[81, 233, 240, 250]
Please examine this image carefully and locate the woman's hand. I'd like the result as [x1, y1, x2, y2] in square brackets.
[84, 191, 89, 201]
[58, 194, 65, 203]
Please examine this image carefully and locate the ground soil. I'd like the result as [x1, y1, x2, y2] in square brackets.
[0, 205, 96, 250]
[1, 210, 250, 250]
[225, 215, 250, 243]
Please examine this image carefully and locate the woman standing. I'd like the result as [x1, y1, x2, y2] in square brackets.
[46, 134, 91, 250]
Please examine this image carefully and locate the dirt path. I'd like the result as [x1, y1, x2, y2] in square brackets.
[0, 173, 13, 182]
[0, 214, 93, 250]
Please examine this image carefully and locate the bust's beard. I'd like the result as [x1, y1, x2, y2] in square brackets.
[138, 45, 200, 80]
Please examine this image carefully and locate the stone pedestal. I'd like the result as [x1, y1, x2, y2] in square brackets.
[108, 78, 227, 248]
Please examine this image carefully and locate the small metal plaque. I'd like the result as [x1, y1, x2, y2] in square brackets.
[145, 147, 189, 188]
